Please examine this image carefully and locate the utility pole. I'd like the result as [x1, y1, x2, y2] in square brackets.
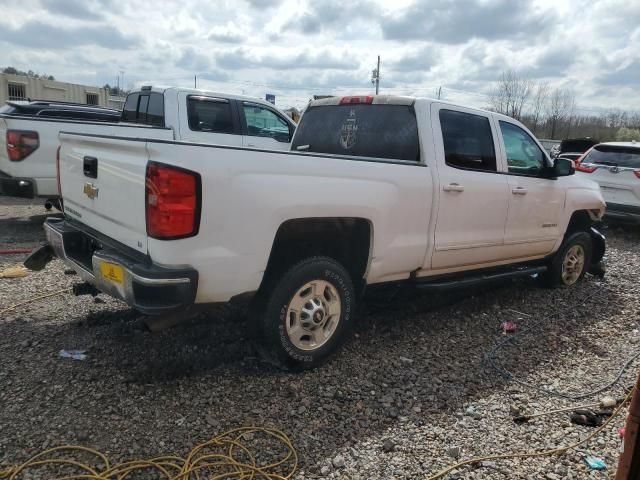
[119, 70, 125, 93]
[371, 55, 380, 95]
[194, 75, 197, 89]
[437, 86, 442, 100]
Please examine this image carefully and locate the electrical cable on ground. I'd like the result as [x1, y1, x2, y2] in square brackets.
[514, 396, 621, 423]
[424, 386, 635, 480]
[0, 427, 297, 479]
[0, 288, 71, 317]
[486, 308, 640, 400]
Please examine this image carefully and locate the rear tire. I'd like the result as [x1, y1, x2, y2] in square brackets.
[251, 256, 355, 370]
[540, 231, 592, 288]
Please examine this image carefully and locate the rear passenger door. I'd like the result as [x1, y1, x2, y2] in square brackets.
[239, 102, 293, 151]
[430, 104, 510, 270]
[177, 93, 242, 146]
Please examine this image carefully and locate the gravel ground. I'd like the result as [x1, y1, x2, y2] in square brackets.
[1, 195, 639, 479]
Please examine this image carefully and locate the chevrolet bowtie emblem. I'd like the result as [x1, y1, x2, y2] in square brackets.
[83, 182, 99, 199]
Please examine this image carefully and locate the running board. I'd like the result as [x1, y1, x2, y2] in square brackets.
[413, 266, 547, 291]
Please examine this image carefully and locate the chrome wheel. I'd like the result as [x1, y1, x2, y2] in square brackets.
[285, 280, 342, 351]
[561, 244, 585, 286]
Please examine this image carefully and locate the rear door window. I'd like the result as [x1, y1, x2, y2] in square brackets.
[187, 96, 235, 133]
[439, 109, 496, 172]
[584, 145, 640, 168]
[291, 104, 419, 161]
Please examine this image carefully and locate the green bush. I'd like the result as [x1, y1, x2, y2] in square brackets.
[615, 127, 640, 142]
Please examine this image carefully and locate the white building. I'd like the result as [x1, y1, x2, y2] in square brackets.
[0, 73, 109, 107]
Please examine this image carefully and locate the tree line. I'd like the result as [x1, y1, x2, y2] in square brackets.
[488, 70, 640, 142]
[2, 66, 55, 81]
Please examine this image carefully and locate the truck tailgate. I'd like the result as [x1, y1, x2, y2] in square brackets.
[59, 133, 150, 253]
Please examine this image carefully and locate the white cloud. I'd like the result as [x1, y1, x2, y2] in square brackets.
[0, 0, 638, 110]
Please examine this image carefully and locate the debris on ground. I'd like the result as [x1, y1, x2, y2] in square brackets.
[0, 265, 28, 279]
[583, 456, 607, 470]
[500, 321, 518, 334]
[59, 350, 87, 361]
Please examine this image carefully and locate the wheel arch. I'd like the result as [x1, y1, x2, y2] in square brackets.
[259, 217, 373, 294]
[563, 210, 605, 265]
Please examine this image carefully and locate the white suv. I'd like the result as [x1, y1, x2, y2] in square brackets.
[576, 142, 640, 223]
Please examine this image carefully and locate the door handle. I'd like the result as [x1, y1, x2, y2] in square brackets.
[512, 187, 528, 195]
[83, 156, 98, 179]
[443, 183, 464, 192]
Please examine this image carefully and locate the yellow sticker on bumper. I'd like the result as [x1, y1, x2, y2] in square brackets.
[100, 262, 124, 285]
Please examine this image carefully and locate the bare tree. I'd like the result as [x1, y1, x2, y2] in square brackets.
[545, 88, 576, 139]
[530, 82, 549, 136]
[489, 70, 533, 121]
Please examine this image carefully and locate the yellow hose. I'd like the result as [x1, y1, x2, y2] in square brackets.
[0, 427, 297, 479]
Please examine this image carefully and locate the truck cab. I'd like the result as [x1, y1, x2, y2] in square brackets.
[120, 87, 296, 151]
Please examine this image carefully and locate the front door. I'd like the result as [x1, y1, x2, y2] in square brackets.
[497, 120, 565, 258]
[429, 105, 510, 270]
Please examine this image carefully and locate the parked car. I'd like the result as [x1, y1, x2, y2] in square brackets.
[551, 137, 598, 160]
[575, 142, 640, 223]
[0, 101, 121, 207]
[0, 87, 296, 207]
[29, 95, 606, 368]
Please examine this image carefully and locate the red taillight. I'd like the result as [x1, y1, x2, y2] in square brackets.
[339, 96, 374, 105]
[574, 148, 596, 173]
[146, 162, 200, 239]
[575, 162, 597, 173]
[634, 170, 640, 179]
[6, 130, 39, 161]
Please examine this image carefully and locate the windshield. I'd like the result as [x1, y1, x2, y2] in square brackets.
[584, 145, 640, 168]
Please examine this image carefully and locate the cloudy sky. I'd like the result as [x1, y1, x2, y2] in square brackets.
[1, 0, 638, 111]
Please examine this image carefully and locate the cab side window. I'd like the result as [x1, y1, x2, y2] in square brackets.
[499, 121, 547, 175]
[440, 109, 497, 172]
[242, 103, 291, 143]
[187, 97, 234, 133]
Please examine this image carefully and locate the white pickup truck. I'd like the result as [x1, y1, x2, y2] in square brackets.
[30, 95, 607, 368]
[0, 101, 120, 205]
[0, 87, 295, 206]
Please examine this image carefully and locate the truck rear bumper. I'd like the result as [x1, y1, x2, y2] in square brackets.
[0, 171, 36, 198]
[43, 217, 198, 315]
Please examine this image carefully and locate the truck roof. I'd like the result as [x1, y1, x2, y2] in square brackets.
[135, 86, 287, 109]
[307, 94, 500, 118]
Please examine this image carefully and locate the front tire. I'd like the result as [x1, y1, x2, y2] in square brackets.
[541, 231, 592, 287]
[254, 256, 355, 369]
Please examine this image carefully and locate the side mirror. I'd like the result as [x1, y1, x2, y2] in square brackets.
[553, 157, 575, 177]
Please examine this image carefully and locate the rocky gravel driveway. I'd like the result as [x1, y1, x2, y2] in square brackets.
[1, 196, 639, 479]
